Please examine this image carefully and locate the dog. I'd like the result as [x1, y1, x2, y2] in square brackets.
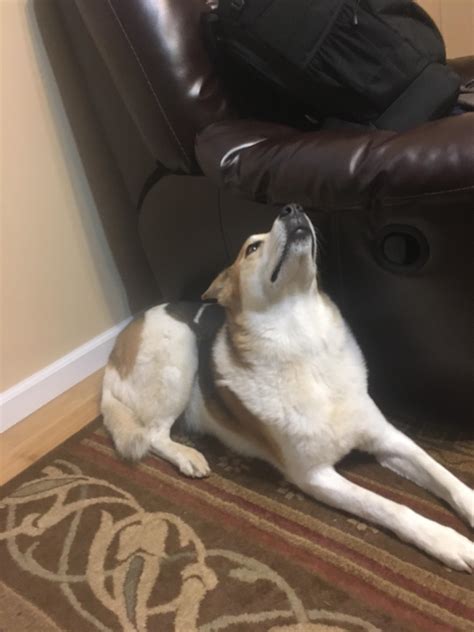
[102, 204, 473, 572]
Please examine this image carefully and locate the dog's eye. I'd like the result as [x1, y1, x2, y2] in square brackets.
[245, 241, 262, 257]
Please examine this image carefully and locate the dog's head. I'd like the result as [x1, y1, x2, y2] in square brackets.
[202, 204, 317, 311]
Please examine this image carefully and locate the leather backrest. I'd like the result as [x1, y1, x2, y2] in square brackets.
[75, 0, 233, 174]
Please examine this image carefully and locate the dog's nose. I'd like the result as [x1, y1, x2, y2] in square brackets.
[279, 203, 303, 219]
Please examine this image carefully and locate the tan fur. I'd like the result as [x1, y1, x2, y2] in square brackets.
[200, 255, 275, 458]
[202, 266, 242, 310]
[224, 326, 252, 370]
[108, 315, 145, 379]
[202, 234, 264, 311]
[199, 341, 284, 466]
[213, 381, 284, 467]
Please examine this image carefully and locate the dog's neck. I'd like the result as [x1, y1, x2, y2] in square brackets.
[222, 288, 331, 366]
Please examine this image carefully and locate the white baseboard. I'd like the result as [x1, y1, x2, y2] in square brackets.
[0, 317, 132, 433]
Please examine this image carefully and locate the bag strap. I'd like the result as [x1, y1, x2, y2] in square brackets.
[374, 63, 460, 131]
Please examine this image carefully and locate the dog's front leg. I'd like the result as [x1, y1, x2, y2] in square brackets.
[299, 466, 474, 571]
[361, 400, 474, 528]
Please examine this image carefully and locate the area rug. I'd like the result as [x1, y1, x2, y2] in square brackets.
[1, 419, 473, 632]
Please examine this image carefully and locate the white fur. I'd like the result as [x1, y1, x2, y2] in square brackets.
[102, 211, 473, 572]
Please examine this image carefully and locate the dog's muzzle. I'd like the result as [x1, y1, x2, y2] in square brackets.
[279, 203, 312, 240]
[271, 204, 315, 282]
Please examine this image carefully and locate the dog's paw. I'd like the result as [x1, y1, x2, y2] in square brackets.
[175, 446, 211, 479]
[442, 532, 474, 573]
[424, 524, 474, 572]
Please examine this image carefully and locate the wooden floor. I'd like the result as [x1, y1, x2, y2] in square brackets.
[1, 370, 103, 486]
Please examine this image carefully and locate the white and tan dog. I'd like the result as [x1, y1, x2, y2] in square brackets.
[102, 204, 473, 571]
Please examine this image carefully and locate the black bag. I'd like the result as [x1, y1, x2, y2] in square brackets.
[206, 0, 461, 131]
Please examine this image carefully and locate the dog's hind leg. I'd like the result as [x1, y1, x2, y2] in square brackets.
[361, 399, 474, 528]
[145, 374, 210, 479]
[140, 324, 210, 478]
[149, 418, 210, 478]
[300, 466, 474, 572]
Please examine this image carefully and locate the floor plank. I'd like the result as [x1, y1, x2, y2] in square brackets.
[0, 369, 103, 486]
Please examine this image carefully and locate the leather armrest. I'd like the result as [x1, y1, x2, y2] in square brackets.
[74, 0, 233, 174]
[196, 115, 474, 210]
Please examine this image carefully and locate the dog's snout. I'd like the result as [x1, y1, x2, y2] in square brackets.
[279, 203, 303, 219]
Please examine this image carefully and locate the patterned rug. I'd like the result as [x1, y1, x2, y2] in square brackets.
[1, 419, 473, 632]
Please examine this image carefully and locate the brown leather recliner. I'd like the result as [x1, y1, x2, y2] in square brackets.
[54, 0, 473, 429]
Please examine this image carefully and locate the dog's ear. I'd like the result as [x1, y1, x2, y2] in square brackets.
[202, 268, 234, 305]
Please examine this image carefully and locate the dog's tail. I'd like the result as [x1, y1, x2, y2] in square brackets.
[101, 389, 150, 461]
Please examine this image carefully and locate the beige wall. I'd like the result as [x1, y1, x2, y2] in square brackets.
[0, 0, 155, 392]
[0, 0, 473, 394]
[419, 0, 474, 57]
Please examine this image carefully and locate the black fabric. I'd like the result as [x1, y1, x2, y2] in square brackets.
[206, 0, 460, 131]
